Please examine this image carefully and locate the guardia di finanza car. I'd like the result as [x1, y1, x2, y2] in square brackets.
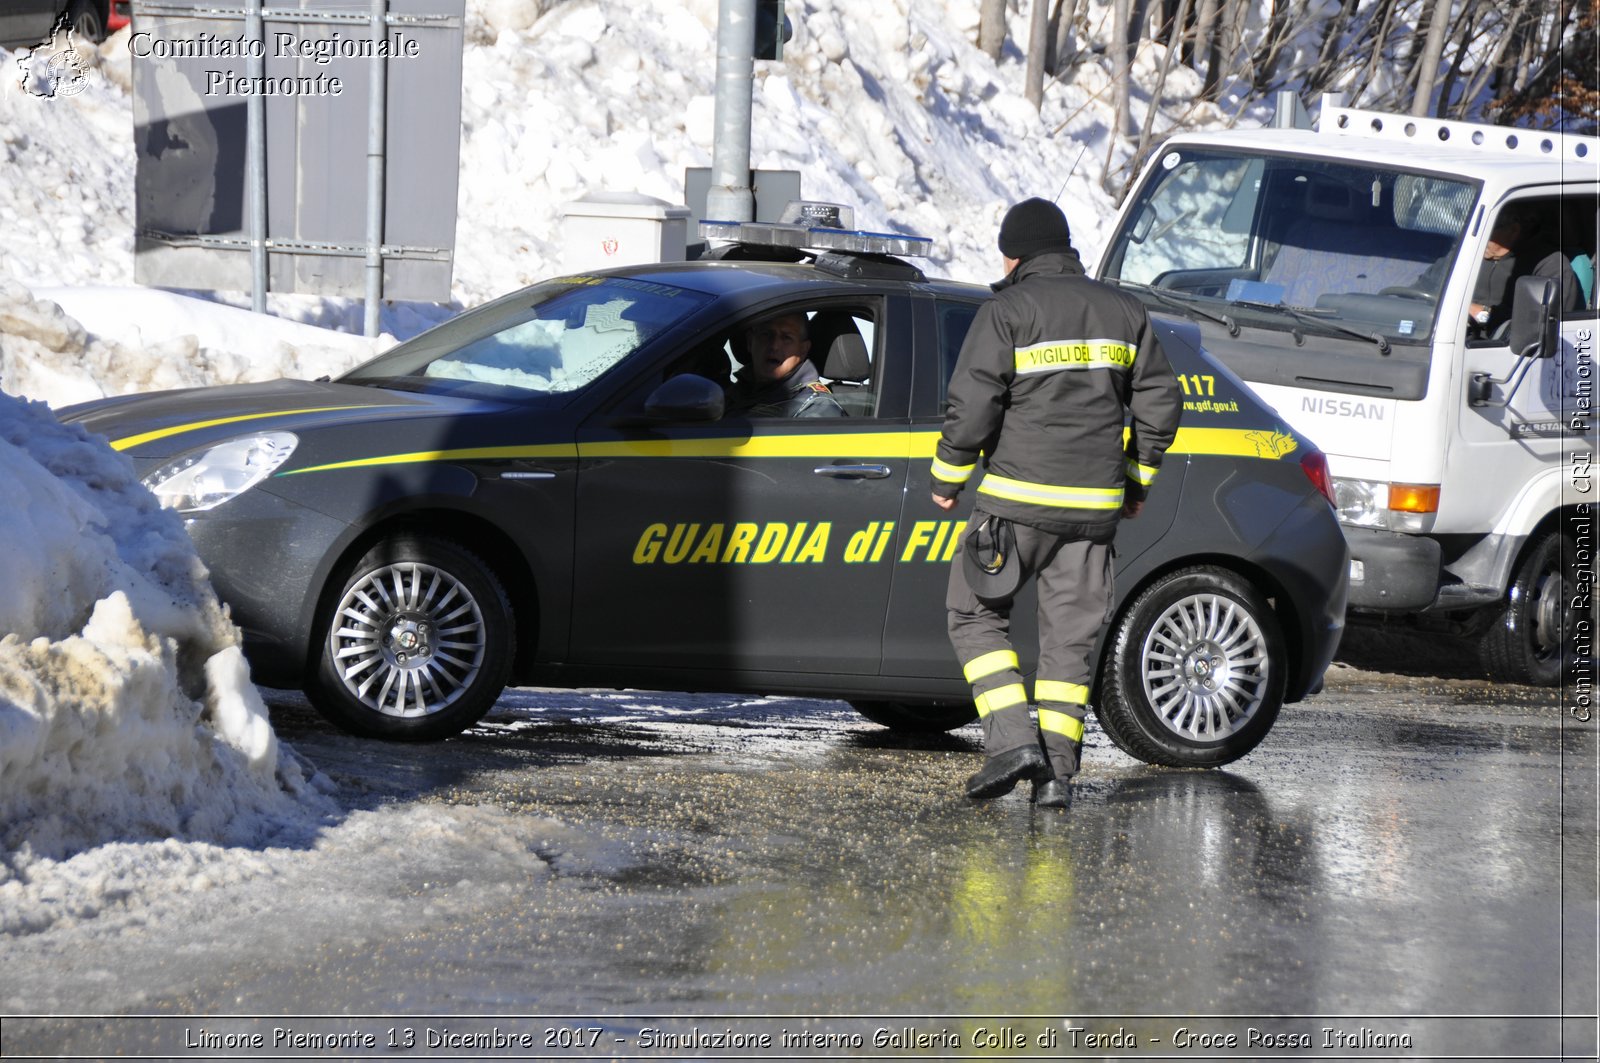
[65, 216, 1348, 768]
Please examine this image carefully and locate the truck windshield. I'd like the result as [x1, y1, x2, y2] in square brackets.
[1102, 149, 1479, 346]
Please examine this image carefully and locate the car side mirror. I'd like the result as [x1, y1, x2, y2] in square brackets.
[1506, 275, 1559, 360]
[641, 373, 725, 422]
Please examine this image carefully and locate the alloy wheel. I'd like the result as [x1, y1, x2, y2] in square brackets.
[328, 562, 487, 718]
[1139, 591, 1271, 741]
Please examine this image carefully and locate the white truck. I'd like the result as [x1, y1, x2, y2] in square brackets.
[1096, 99, 1598, 685]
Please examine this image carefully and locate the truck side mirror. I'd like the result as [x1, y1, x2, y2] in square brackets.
[1506, 275, 1558, 359]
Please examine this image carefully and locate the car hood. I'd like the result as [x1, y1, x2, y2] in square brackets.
[63, 378, 510, 460]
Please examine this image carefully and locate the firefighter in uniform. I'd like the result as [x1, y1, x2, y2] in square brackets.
[931, 198, 1182, 809]
[725, 312, 846, 418]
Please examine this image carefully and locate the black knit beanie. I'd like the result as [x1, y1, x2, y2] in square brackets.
[997, 197, 1073, 260]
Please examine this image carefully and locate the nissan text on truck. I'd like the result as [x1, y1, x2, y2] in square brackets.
[1097, 97, 1598, 685]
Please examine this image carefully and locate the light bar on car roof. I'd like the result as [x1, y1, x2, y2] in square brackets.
[701, 200, 935, 258]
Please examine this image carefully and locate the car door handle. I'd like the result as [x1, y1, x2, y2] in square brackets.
[813, 464, 893, 479]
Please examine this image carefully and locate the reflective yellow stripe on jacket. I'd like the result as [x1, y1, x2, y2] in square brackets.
[977, 474, 1124, 510]
[1125, 458, 1159, 486]
[932, 456, 976, 485]
[1013, 338, 1137, 375]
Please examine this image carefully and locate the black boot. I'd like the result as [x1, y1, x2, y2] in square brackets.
[1030, 776, 1071, 809]
[965, 745, 1046, 800]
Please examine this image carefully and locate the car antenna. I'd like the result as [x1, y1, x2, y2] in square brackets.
[1055, 143, 1089, 203]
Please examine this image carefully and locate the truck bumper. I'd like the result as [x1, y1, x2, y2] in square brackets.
[1344, 527, 1441, 611]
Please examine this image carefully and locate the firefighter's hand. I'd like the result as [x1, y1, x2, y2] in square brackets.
[932, 492, 957, 511]
[1122, 499, 1144, 519]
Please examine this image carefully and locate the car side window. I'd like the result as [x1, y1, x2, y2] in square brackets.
[805, 308, 876, 416]
[937, 300, 981, 400]
[678, 304, 877, 419]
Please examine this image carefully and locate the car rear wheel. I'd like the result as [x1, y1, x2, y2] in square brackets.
[1097, 566, 1285, 768]
[1478, 530, 1577, 686]
[849, 699, 977, 732]
[308, 535, 514, 741]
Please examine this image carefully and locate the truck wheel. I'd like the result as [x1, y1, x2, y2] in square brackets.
[1097, 567, 1285, 768]
[308, 535, 514, 741]
[849, 700, 977, 732]
[1478, 530, 1575, 686]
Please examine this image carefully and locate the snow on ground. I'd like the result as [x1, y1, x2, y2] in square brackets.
[0, 0, 1240, 952]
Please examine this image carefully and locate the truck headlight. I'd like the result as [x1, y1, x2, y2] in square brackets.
[142, 432, 298, 513]
[1332, 476, 1439, 533]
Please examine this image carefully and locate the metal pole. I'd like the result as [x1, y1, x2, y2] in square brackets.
[245, 0, 266, 313]
[706, 0, 755, 223]
[364, 0, 388, 338]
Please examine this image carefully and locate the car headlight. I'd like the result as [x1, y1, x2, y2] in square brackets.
[1331, 476, 1439, 533]
[142, 432, 298, 513]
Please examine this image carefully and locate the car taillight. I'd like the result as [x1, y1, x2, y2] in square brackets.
[1300, 449, 1336, 507]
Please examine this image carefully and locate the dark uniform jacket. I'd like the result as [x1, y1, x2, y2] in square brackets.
[726, 359, 845, 419]
[932, 251, 1182, 540]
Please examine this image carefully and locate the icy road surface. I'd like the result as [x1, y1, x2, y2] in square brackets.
[3, 657, 1596, 1061]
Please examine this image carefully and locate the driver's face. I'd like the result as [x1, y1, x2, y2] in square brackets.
[747, 315, 811, 382]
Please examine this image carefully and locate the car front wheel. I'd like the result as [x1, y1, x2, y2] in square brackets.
[308, 535, 514, 741]
[1096, 566, 1286, 768]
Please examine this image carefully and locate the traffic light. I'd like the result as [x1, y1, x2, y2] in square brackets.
[754, 0, 791, 61]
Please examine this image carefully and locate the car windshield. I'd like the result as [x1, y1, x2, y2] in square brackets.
[343, 276, 713, 396]
[1102, 149, 1479, 346]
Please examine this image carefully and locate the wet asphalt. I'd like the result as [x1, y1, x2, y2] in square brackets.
[5, 637, 1597, 1061]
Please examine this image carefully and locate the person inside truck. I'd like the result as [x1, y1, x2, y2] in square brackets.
[1469, 201, 1582, 335]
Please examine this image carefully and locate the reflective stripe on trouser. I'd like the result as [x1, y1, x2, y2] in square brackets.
[947, 511, 1113, 777]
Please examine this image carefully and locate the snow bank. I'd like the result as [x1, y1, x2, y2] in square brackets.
[0, 386, 331, 932]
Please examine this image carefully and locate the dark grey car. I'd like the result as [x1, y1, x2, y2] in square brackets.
[63, 235, 1348, 768]
[0, 1, 107, 48]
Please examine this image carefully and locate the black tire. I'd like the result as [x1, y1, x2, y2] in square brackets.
[849, 699, 977, 732]
[307, 535, 515, 741]
[1478, 530, 1577, 686]
[1097, 566, 1286, 768]
[64, 0, 104, 42]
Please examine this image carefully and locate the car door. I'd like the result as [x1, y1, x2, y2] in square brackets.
[568, 292, 914, 676]
[0, 1, 60, 47]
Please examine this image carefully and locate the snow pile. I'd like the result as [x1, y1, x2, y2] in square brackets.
[0, 387, 331, 930]
[0, 282, 390, 406]
[452, 0, 1167, 296]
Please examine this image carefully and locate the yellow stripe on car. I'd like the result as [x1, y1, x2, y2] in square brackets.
[283, 443, 580, 476]
[109, 406, 388, 452]
[236, 425, 1303, 478]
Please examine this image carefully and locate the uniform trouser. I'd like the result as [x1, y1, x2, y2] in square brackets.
[946, 513, 1113, 781]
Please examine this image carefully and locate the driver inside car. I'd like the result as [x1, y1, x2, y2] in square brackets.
[724, 311, 846, 418]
